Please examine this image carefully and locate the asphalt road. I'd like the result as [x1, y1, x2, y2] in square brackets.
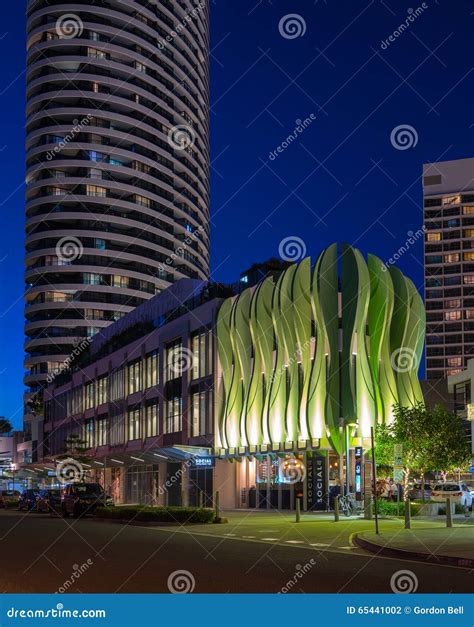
[0, 511, 471, 593]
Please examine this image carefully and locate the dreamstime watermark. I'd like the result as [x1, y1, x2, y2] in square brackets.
[168, 124, 196, 151]
[6, 604, 106, 619]
[168, 346, 194, 377]
[391, 347, 419, 374]
[280, 559, 316, 593]
[278, 236, 307, 262]
[269, 340, 312, 384]
[380, 4, 429, 50]
[56, 458, 85, 484]
[158, 2, 206, 50]
[46, 115, 93, 160]
[390, 569, 419, 593]
[381, 227, 425, 271]
[158, 225, 205, 273]
[57, 560, 94, 594]
[269, 114, 316, 161]
[46, 337, 92, 384]
[56, 235, 84, 263]
[279, 14, 307, 39]
[56, 14, 84, 39]
[167, 570, 196, 593]
[390, 124, 418, 150]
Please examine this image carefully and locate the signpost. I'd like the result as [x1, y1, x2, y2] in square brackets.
[306, 452, 327, 511]
[355, 446, 362, 501]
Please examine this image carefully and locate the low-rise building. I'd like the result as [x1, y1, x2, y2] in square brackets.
[36, 244, 426, 509]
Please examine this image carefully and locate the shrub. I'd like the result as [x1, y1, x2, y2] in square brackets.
[3, 500, 20, 509]
[95, 505, 214, 524]
[438, 503, 467, 515]
[374, 500, 422, 516]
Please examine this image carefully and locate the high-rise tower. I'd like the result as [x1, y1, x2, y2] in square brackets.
[24, 0, 210, 425]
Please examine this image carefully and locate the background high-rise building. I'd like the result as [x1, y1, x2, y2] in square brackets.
[24, 0, 210, 427]
[423, 157, 474, 379]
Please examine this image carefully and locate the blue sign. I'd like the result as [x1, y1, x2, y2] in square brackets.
[191, 456, 214, 468]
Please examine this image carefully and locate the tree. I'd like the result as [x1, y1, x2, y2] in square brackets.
[423, 405, 471, 482]
[0, 418, 13, 434]
[375, 403, 472, 499]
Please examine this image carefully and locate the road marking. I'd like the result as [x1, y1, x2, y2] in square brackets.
[261, 537, 279, 541]
[242, 535, 257, 539]
[286, 540, 304, 544]
[339, 546, 355, 549]
[145, 527, 469, 569]
[310, 542, 330, 547]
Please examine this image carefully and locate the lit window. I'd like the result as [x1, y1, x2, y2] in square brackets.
[442, 195, 460, 205]
[464, 230, 474, 238]
[464, 275, 474, 284]
[128, 360, 142, 394]
[135, 61, 146, 73]
[97, 377, 108, 406]
[87, 47, 107, 59]
[464, 252, 474, 261]
[86, 185, 106, 197]
[447, 357, 462, 367]
[463, 206, 474, 215]
[444, 253, 460, 263]
[191, 332, 209, 380]
[165, 397, 182, 434]
[145, 404, 158, 437]
[427, 233, 441, 241]
[127, 408, 141, 441]
[94, 238, 106, 249]
[145, 351, 159, 388]
[445, 311, 461, 321]
[191, 391, 207, 437]
[135, 194, 151, 208]
[112, 275, 129, 288]
[466, 310, 474, 319]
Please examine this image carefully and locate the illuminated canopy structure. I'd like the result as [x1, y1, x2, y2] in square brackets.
[216, 243, 425, 456]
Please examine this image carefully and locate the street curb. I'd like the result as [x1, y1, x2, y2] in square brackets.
[353, 532, 474, 569]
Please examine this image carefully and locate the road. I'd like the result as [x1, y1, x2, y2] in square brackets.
[0, 510, 471, 593]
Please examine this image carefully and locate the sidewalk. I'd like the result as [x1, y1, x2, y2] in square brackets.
[354, 524, 474, 568]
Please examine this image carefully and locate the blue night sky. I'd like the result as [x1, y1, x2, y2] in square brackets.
[0, 0, 473, 429]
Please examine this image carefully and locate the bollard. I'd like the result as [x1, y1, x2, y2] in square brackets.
[214, 490, 220, 520]
[446, 496, 453, 528]
[404, 499, 411, 529]
[296, 497, 301, 523]
[334, 496, 340, 522]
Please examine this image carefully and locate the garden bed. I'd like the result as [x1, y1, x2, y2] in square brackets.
[95, 505, 214, 524]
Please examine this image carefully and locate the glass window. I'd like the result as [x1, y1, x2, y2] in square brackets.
[128, 360, 142, 394]
[87, 47, 107, 59]
[109, 368, 124, 401]
[94, 238, 106, 249]
[97, 376, 107, 406]
[112, 275, 129, 288]
[191, 391, 208, 437]
[191, 332, 210, 380]
[145, 404, 158, 437]
[96, 418, 108, 446]
[135, 194, 151, 208]
[464, 230, 474, 238]
[442, 195, 460, 205]
[128, 408, 141, 441]
[464, 275, 474, 284]
[445, 253, 460, 263]
[466, 310, 474, 320]
[463, 206, 474, 215]
[86, 185, 106, 197]
[84, 382, 95, 410]
[464, 252, 474, 261]
[84, 273, 102, 285]
[426, 232, 441, 241]
[109, 412, 125, 446]
[445, 311, 461, 321]
[145, 351, 159, 388]
[165, 398, 182, 434]
[166, 342, 184, 381]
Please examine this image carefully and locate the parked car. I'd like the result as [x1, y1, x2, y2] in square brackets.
[18, 489, 40, 511]
[36, 488, 62, 513]
[431, 483, 473, 508]
[61, 483, 106, 518]
[0, 489, 21, 508]
[408, 483, 432, 501]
